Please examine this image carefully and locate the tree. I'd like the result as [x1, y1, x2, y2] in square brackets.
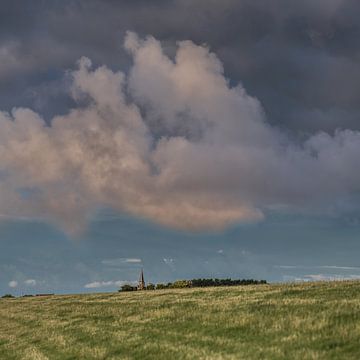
[156, 283, 167, 290]
[169, 280, 192, 288]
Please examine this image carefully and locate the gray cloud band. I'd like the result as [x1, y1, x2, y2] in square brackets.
[1, 1, 360, 135]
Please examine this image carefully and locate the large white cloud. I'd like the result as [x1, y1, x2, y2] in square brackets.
[0, 32, 360, 234]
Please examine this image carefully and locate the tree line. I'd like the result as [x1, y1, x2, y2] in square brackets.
[120, 278, 267, 291]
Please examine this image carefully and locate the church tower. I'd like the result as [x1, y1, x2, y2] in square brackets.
[138, 268, 145, 290]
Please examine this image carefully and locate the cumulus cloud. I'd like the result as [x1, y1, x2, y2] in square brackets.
[1, 32, 360, 234]
[8, 280, 18, 288]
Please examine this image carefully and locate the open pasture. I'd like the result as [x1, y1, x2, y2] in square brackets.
[1, 281, 360, 359]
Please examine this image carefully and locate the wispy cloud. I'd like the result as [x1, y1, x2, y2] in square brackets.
[285, 274, 360, 282]
[123, 258, 142, 263]
[275, 265, 360, 270]
[163, 258, 174, 264]
[163, 258, 175, 271]
[24, 279, 37, 286]
[84, 280, 136, 289]
[101, 258, 142, 267]
[318, 266, 360, 270]
[275, 265, 301, 269]
[0, 214, 39, 222]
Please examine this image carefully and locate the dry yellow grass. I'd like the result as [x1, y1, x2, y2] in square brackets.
[1, 281, 360, 359]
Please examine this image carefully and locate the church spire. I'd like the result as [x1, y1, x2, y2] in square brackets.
[138, 268, 145, 290]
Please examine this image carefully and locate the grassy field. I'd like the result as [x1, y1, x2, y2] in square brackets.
[1, 281, 360, 359]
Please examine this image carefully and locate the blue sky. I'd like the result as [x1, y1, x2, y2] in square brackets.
[2, 209, 360, 295]
[1, 1, 360, 295]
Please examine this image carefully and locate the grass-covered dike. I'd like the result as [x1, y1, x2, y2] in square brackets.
[1, 281, 360, 359]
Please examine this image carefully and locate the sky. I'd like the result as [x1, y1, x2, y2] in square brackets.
[1, 0, 360, 294]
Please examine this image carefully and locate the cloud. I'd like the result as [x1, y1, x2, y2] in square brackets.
[101, 258, 142, 266]
[123, 258, 142, 263]
[8, 280, 18, 288]
[275, 265, 360, 270]
[284, 274, 360, 282]
[276, 265, 304, 269]
[163, 258, 174, 264]
[2, 0, 360, 135]
[2, 32, 360, 234]
[24, 279, 36, 286]
[319, 266, 360, 270]
[163, 258, 176, 271]
[84, 280, 135, 289]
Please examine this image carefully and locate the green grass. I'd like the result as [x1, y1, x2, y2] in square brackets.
[1, 281, 360, 359]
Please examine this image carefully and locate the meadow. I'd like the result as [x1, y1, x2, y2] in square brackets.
[1, 281, 360, 359]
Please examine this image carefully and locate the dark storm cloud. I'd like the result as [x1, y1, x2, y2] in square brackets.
[1, 0, 360, 132]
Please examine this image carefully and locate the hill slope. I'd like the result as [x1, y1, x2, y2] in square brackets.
[1, 281, 360, 359]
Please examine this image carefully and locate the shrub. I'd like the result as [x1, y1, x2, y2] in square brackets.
[190, 278, 267, 287]
[156, 283, 168, 290]
[2, 294, 15, 298]
[119, 278, 266, 292]
[120, 284, 137, 292]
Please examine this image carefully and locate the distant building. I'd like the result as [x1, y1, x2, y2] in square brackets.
[138, 269, 145, 290]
